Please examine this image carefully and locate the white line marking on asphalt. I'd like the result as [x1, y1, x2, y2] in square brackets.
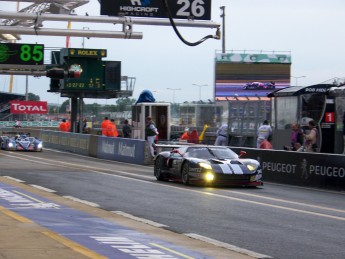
[63, 196, 100, 207]
[112, 211, 169, 228]
[30, 184, 56, 193]
[3, 176, 25, 182]
[184, 233, 273, 259]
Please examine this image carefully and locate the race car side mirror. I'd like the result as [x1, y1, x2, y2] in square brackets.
[171, 149, 183, 156]
[239, 151, 247, 157]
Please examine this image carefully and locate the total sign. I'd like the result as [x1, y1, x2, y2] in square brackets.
[10, 101, 48, 114]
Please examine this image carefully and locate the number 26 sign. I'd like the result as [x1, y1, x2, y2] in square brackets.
[101, 0, 211, 20]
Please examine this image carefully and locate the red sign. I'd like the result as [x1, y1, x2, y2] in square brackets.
[10, 101, 48, 114]
[325, 112, 335, 123]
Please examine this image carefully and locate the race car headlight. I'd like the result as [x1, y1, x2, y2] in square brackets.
[204, 172, 215, 182]
[37, 143, 43, 149]
[246, 164, 257, 171]
[8, 143, 13, 148]
[198, 162, 212, 170]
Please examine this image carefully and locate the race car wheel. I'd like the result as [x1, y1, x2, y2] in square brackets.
[154, 156, 167, 181]
[181, 163, 190, 185]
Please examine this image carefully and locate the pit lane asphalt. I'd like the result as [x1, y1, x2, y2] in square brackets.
[0, 158, 256, 259]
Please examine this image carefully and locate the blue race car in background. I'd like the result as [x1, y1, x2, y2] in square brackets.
[0, 134, 43, 152]
[154, 145, 263, 187]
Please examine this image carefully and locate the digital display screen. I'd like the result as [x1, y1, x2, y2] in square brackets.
[214, 53, 291, 100]
[0, 43, 44, 65]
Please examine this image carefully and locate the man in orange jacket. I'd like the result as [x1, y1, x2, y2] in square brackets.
[105, 119, 118, 137]
[59, 119, 69, 132]
[101, 117, 110, 136]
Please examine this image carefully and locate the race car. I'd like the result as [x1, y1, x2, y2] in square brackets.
[0, 134, 43, 152]
[154, 145, 263, 187]
[243, 81, 275, 90]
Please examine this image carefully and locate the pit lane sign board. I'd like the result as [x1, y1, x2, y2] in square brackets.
[0, 43, 44, 65]
[100, 0, 211, 20]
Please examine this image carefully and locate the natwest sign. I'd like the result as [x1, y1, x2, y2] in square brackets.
[10, 101, 48, 114]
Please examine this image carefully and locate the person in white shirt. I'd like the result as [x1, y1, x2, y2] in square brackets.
[214, 124, 228, 146]
[257, 120, 272, 148]
[145, 116, 159, 158]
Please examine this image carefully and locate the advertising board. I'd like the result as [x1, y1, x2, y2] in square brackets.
[214, 52, 291, 101]
[100, 0, 211, 20]
[10, 101, 48, 114]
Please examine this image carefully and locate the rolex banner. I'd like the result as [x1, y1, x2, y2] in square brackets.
[10, 100, 48, 114]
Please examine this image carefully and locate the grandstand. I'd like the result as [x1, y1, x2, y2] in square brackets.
[0, 92, 25, 120]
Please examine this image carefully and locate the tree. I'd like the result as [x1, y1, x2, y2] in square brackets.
[28, 93, 40, 101]
[59, 99, 70, 113]
[116, 98, 136, 112]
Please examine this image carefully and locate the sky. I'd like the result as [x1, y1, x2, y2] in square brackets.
[1, 0, 345, 105]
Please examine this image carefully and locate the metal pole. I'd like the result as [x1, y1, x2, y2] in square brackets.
[25, 75, 28, 120]
[0, 11, 220, 28]
[25, 75, 28, 101]
[220, 6, 226, 53]
[167, 88, 181, 103]
[192, 84, 208, 101]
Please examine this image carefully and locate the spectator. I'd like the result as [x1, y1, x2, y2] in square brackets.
[188, 129, 199, 144]
[122, 119, 132, 138]
[284, 123, 304, 151]
[214, 123, 228, 146]
[180, 128, 190, 141]
[101, 117, 110, 136]
[303, 120, 318, 152]
[105, 119, 118, 137]
[257, 120, 272, 148]
[300, 111, 313, 129]
[14, 120, 21, 128]
[83, 118, 90, 134]
[145, 116, 159, 158]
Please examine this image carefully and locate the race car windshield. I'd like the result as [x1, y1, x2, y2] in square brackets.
[208, 148, 238, 159]
[187, 147, 238, 159]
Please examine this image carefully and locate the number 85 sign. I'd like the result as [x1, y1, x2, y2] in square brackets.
[101, 0, 211, 20]
[0, 43, 44, 65]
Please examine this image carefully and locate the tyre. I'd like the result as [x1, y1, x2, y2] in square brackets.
[181, 163, 190, 185]
[154, 156, 167, 181]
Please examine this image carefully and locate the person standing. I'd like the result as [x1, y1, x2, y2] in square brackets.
[257, 120, 272, 148]
[303, 120, 318, 152]
[180, 128, 190, 141]
[214, 123, 228, 146]
[105, 119, 118, 137]
[82, 118, 90, 134]
[59, 119, 68, 132]
[101, 116, 110, 136]
[188, 130, 199, 144]
[145, 116, 159, 158]
[122, 119, 132, 138]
